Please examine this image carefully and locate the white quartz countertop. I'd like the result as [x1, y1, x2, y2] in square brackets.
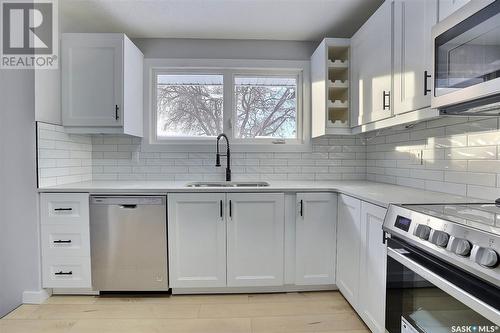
[38, 180, 482, 208]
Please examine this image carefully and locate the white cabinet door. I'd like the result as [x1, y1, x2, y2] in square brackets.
[168, 193, 226, 288]
[394, 0, 438, 114]
[295, 193, 337, 285]
[227, 193, 285, 287]
[438, 0, 470, 21]
[351, 0, 393, 126]
[62, 34, 123, 127]
[359, 202, 388, 333]
[336, 194, 361, 308]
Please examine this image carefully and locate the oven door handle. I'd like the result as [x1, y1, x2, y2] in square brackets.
[388, 247, 500, 325]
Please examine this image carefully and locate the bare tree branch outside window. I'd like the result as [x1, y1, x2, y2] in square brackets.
[157, 74, 223, 138]
[156, 74, 297, 140]
[234, 76, 297, 139]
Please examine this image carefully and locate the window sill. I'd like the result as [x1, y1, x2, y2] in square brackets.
[141, 140, 312, 153]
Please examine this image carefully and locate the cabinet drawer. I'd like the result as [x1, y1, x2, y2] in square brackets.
[42, 257, 91, 288]
[41, 193, 89, 225]
[41, 225, 90, 258]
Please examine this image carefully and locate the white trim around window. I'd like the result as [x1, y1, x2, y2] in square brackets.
[142, 58, 312, 152]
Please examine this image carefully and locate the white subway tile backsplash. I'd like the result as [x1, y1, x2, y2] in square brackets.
[37, 123, 92, 186]
[365, 116, 500, 200]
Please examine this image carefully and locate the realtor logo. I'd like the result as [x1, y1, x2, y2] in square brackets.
[1, 0, 58, 69]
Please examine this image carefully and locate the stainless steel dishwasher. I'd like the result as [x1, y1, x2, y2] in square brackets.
[90, 196, 168, 291]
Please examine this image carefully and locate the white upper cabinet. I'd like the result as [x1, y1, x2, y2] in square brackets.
[336, 194, 362, 309]
[393, 0, 438, 115]
[438, 0, 470, 21]
[226, 193, 285, 287]
[295, 193, 337, 286]
[358, 202, 388, 333]
[351, 0, 393, 127]
[311, 38, 351, 137]
[62, 33, 143, 136]
[167, 193, 227, 289]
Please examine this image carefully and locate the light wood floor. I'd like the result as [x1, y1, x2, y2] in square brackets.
[0, 291, 369, 333]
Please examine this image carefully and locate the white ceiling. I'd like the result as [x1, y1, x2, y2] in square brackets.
[60, 0, 383, 41]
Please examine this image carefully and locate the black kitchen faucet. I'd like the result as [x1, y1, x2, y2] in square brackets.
[215, 133, 231, 181]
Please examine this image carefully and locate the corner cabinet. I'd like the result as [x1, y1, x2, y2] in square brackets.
[311, 38, 351, 137]
[351, 0, 393, 127]
[337, 195, 388, 333]
[295, 193, 337, 285]
[167, 192, 285, 290]
[62, 33, 143, 137]
[336, 194, 362, 304]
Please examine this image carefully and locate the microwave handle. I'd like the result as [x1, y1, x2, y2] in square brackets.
[424, 71, 431, 96]
[387, 247, 500, 323]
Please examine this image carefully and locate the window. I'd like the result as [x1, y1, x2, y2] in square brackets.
[156, 74, 223, 138]
[234, 76, 297, 140]
[149, 60, 309, 150]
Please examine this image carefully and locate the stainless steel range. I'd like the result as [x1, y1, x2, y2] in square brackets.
[383, 201, 500, 332]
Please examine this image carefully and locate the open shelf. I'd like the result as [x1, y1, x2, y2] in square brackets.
[327, 108, 349, 128]
[311, 38, 351, 137]
[328, 67, 348, 82]
[328, 46, 349, 63]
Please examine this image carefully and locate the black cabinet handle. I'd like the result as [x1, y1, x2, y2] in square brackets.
[53, 240, 72, 244]
[424, 70, 431, 96]
[54, 271, 73, 275]
[54, 208, 72, 212]
[115, 105, 120, 120]
[229, 200, 232, 218]
[219, 200, 223, 218]
[300, 200, 303, 217]
[383, 91, 390, 110]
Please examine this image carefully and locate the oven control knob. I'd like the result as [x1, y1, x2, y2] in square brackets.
[429, 230, 449, 247]
[474, 247, 498, 268]
[453, 239, 472, 256]
[414, 224, 431, 240]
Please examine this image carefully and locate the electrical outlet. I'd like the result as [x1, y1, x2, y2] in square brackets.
[410, 150, 424, 165]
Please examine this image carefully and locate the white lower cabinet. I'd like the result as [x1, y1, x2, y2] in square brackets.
[167, 193, 227, 289]
[358, 202, 388, 333]
[168, 192, 285, 289]
[40, 193, 92, 288]
[336, 194, 362, 306]
[337, 195, 388, 333]
[227, 193, 284, 287]
[295, 193, 337, 285]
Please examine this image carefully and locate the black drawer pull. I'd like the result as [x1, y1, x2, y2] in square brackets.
[54, 208, 72, 212]
[300, 200, 304, 217]
[53, 240, 72, 244]
[54, 271, 73, 275]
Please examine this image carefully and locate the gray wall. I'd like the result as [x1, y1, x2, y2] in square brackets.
[0, 70, 40, 317]
[133, 38, 317, 60]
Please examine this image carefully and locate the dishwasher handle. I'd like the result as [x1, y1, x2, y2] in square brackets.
[90, 196, 165, 206]
[120, 204, 137, 209]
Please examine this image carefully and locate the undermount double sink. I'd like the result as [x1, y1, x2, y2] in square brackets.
[185, 181, 270, 188]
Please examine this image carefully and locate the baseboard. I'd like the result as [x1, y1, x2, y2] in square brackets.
[172, 284, 338, 295]
[22, 289, 52, 304]
[52, 288, 99, 295]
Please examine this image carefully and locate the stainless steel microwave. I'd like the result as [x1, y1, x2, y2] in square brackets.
[432, 0, 500, 115]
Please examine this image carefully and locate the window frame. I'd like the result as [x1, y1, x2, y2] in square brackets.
[143, 58, 311, 152]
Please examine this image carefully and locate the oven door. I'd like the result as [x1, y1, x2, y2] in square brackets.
[431, 0, 500, 111]
[385, 237, 500, 333]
